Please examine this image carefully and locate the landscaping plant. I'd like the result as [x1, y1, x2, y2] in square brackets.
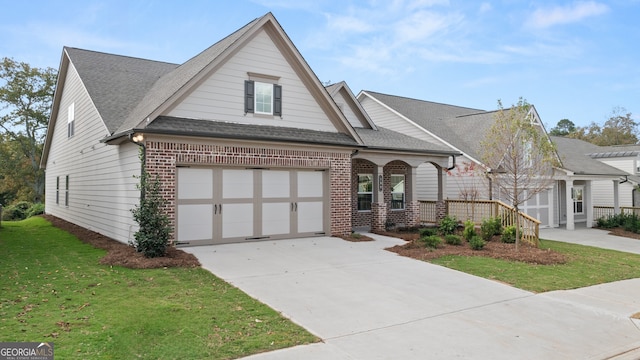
[131, 170, 172, 258]
[444, 234, 462, 246]
[438, 215, 458, 235]
[480, 217, 502, 241]
[462, 220, 476, 240]
[421, 234, 443, 249]
[469, 235, 486, 250]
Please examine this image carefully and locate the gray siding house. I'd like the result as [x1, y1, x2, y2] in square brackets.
[40, 13, 458, 245]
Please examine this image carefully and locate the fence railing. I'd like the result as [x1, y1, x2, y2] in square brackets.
[419, 199, 540, 245]
[594, 206, 640, 220]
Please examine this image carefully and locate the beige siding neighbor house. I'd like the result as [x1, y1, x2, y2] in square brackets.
[41, 13, 459, 246]
[358, 91, 630, 230]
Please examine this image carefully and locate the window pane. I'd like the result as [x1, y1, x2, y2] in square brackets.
[358, 174, 373, 192]
[358, 194, 372, 211]
[357, 174, 373, 211]
[255, 82, 272, 114]
[390, 175, 405, 209]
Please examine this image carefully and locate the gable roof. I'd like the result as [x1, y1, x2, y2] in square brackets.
[109, 12, 361, 143]
[326, 81, 377, 130]
[550, 136, 628, 176]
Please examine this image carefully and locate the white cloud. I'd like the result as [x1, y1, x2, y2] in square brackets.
[393, 10, 463, 44]
[325, 14, 374, 33]
[526, 1, 609, 29]
[479, 3, 492, 14]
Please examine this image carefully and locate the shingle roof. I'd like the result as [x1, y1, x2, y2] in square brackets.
[65, 48, 178, 133]
[145, 116, 359, 147]
[588, 143, 640, 158]
[354, 127, 458, 154]
[550, 136, 628, 176]
[363, 91, 494, 159]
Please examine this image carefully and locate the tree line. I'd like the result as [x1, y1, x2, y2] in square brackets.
[548, 107, 638, 146]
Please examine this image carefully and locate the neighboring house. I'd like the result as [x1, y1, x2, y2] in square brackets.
[586, 144, 640, 208]
[358, 91, 629, 230]
[40, 13, 459, 246]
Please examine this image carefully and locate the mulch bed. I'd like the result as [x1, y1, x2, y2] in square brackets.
[42, 215, 201, 269]
[607, 227, 640, 240]
[377, 230, 568, 265]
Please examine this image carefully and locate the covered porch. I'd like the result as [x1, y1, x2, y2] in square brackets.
[351, 151, 452, 233]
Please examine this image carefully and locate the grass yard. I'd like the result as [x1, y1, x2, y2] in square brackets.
[0, 217, 317, 359]
[431, 238, 640, 293]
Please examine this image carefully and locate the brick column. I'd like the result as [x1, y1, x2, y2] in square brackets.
[405, 200, 420, 227]
[436, 200, 447, 222]
[371, 202, 387, 232]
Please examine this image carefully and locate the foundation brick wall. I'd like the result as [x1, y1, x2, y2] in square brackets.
[144, 141, 352, 240]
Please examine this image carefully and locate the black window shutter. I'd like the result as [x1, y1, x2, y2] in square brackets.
[245, 80, 254, 114]
[273, 84, 282, 117]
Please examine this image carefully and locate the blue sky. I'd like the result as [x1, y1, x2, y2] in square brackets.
[1, 0, 638, 128]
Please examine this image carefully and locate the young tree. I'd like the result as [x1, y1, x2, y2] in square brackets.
[480, 98, 559, 250]
[0, 58, 56, 203]
[447, 161, 485, 221]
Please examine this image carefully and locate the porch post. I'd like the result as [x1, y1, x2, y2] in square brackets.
[613, 180, 620, 215]
[406, 166, 419, 227]
[371, 166, 387, 232]
[565, 179, 575, 230]
[547, 185, 555, 228]
[585, 180, 593, 228]
[436, 166, 447, 221]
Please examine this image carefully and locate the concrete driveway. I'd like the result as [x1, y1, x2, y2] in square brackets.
[184, 233, 640, 359]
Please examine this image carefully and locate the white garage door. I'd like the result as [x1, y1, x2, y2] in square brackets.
[176, 167, 328, 245]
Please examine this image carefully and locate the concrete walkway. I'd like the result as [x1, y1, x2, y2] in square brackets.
[540, 226, 640, 255]
[185, 231, 640, 360]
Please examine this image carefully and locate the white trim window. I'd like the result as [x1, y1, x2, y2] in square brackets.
[572, 186, 584, 214]
[390, 174, 405, 210]
[244, 80, 282, 116]
[357, 174, 373, 211]
[67, 102, 75, 138]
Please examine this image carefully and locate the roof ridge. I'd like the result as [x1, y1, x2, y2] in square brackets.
[364, 90, 484, 112]
[65, 46, 177, 66]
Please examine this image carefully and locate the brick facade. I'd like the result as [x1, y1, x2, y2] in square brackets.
[144, 140, 352, 241]
[352, 159, 418, 230]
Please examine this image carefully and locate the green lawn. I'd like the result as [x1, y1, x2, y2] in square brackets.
[431, 239, 640, 293]
[0, 217, 317, 359]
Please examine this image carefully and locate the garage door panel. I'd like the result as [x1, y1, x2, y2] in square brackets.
[223, 169, 253, 199]
[178, 168, 213, 199]
[262, 202, 290, 235]
[298, 171, 324, 198]
[263, 171, 290, 198]
[222, 203, 253, 238]
[178, 204, 212, 241]
[297, 201, 324, 233]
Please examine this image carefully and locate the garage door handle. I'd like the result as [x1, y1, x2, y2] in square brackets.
[291, 202, 297, 212]
[219, 204, 222, 214]
[214, 204, 217, 214]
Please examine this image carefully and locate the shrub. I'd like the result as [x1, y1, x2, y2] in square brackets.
[480, 217, 502, 241]
[420, 235, 442, 249]
[444, 234, 462, 245]
[462, 220, 476, 241]
[501, 225, 523, 244]
[419, 227, 438, 237]
[469, 236, 486, 250]
[26, 203, 45, 218]
[131, 172, 172, 258]
[438, 215, 458, 235]
[622, 214, 640, 234]
[1, 201, 32, 221]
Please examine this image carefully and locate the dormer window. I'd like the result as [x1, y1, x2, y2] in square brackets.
[244, 75, 282, 117]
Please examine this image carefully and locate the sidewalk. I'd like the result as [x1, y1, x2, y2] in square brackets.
[540, 226, 640, 255]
